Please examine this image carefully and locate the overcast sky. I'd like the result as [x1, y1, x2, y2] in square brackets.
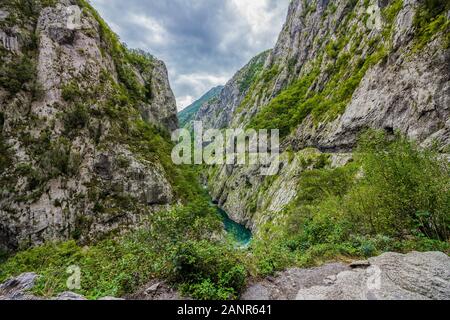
[90, 0, 290, 110]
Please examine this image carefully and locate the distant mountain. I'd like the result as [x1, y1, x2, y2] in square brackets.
[178, 86, 223, 128]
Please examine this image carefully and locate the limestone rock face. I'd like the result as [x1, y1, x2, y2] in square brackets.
[138, 58, 178, 131]
[0, 273, 40, 300]
[242, 252, 450, 300]
[295, 252, 450, 300]
[196, 0, 450, 233]
[0, 1, 178, 250]
[195, 51, 270, 130]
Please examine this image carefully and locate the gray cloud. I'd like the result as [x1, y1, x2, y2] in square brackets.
[90, 0, 290, 110]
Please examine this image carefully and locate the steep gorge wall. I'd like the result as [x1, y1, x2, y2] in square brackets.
[0, 0, 180, 250]
[198, 0, 450, 232]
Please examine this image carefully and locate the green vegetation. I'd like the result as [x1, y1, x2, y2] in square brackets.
[178, 86, 223, 128]
[63, 103, 89, 136]
[238, 51, 269, 93]
[0, 56, 37, 96]
[246, 0, 401, 137]
[249, 131, 450, 276]
[0, 200, 247, 300]
[412, 0, 450, 51]
[249, 41, 387, 137]
[2, 132, 447, 298]
[61, 81, 82, 102]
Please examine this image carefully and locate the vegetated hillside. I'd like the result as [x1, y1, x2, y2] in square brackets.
[195, 50, 271, 129]
[178, 85, 223, 128]
[197, 0, 450, 276]
[0, 0, 193, 250]
[0, 0, 248, 301]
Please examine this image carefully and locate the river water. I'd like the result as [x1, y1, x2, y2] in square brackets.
[213, 205, 252, 246]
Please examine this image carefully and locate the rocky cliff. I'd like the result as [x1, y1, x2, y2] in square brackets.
[197, 0, 450, 232]
[178, 85, 223, 129]
[0, 0, 181, 250]
[195, 50, 270, 130]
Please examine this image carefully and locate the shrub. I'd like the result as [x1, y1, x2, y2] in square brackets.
[63, 104, 89, 135]
[349, 130, 450, 240]
[257, 131, 450, 274]
[61, 81, 82, 102]
[0, 56, 36, 95]
[171, 240, 247, 300]
[412, 0, 450, 51]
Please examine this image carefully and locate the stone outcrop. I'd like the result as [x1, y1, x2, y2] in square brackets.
[242, 252, 450, 300]
[195, 50, 270, 130]
[0, 272, 124, 300]
[0, 272, 41, 300]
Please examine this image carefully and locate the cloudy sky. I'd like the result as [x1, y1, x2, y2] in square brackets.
[90, 0, 291, 110]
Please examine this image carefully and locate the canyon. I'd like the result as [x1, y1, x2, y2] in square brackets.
[0, 0, 449, 300]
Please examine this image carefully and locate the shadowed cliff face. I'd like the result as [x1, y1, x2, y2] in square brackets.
[0, 0, 179, 250]
[196, 0, 450, 232]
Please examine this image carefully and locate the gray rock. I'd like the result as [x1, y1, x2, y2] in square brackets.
[242, 252, 450, 300]
[0, 1, 177, 249]
[55, 292, 87, 300]
[295, 252, 450, 300]
[195, 51, 270, 130]
[242, 263, 350, 300]
[0, 273, 40, 300]
[127, 280, 184, 300]
[0, 9, 9, 20]
[0, 31, 20, 53]
[145, 282, 161, 294]
[0, 273, 126, 300]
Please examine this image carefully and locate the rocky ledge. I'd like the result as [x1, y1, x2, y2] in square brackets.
[242, 251, 450, 300]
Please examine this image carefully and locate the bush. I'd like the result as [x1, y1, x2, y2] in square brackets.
[412, 0, 450, 51]
[171, 241, 247, 300]
[63, 104, 89, 135]
[0, 56, 36, 95]
[61, 81, 82, 102]
[348, 131, 450, 240]
[257, 131, 450, 273]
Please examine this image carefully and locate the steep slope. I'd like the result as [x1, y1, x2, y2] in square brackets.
[0, 0, 188, 250]
[197, 0, 450, 232]
[195, 50, 271, 129]
[178, 85, 223, 128]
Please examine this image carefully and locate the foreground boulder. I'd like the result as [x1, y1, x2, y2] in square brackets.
[243, 252, 450, 300]
[0, 273, 42, 300]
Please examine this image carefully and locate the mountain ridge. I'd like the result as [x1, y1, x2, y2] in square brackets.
[178, 85, 223, 128]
